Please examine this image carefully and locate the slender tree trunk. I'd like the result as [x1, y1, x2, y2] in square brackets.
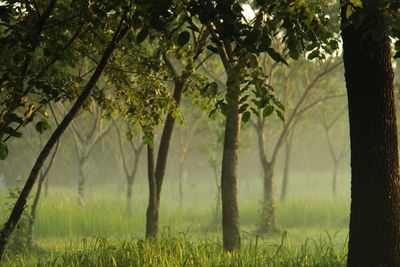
[145, 80, 184, 237]
[77, 160, 86, 206]
[178, 146, 186, 208]
[126, 181, 133, 214]
[212, 166, 221, 227]
[0, 23, 128, 260]
[260, 161, 276, 233]
[178, 165, 183, 208]
[27, 171, 44, 246]
[43, 175, 49, 198]
[332, 161, 338, 197]
[280, 138, 293, 201]
[221, 71, 241, 251]
[342, 6, 400, 266]
[28, 140, 60, 245]
[146, 144, 158, 238]
[126, 152, 141, 214]
[255, 119, 277, 233]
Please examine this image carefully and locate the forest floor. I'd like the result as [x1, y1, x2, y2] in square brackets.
[0, 181, 349, 266]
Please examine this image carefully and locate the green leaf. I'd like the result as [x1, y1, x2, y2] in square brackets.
[136, 29, 149, 43]
[5, 113, 23, 124]
[34, 46, 44, 57]
[206, 45, 219, 54]
[307, 50, 320, 60]
[208, 82, 218, 96]
[263, 106, 274, 117]
[267, 48, 288, 65]
[346, 5, 354, 19]
[35, 120, 51, 134]
[248, 55, 258, 68]
[349, 0, 362, 7]
[242, 111, 251, 123]
[4, 127, 22, 137]
[238, 104, 249, 114]
[177, 31, 190, 47]
[220, 102, 228, 116]
[0, 142, 8, 160]
[276, 110, 285, 121]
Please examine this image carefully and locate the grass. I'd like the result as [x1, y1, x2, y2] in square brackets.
[0, 179, 350, 266]
[0, 234, 347, 267]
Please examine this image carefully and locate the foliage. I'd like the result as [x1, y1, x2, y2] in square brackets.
[342, 0, 400, 57]
[0, 0, 133, 157]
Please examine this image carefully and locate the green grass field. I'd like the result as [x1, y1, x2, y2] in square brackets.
[0, 176, 350, 266]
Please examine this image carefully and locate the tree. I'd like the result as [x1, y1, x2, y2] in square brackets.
[112, 120, 144, 214]
[0, 5, 131, 259]
[60, 101, 111, 206]
[341, 1, 400, 266]
[0, 0, 101, 153]
[253, 57, 342, 233]
[189, 0, 337, 250]
[318, 104, 347, 197]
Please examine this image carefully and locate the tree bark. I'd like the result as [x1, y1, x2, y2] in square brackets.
[145, 144, 158, 238]
[342, 6, 400, 267]
[221, 71, 241, 251]
[0, 22, 129, 260]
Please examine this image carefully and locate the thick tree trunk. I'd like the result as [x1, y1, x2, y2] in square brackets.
[0, 23, 128, 260]
[146, 144, 158, 238]
[342, 6, 400, 267]
[280, 138, 292, 201]
[221, 72, 241, 251]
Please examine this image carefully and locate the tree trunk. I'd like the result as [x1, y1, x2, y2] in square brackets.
[126, 181, 133, 214]
[178, 165, 183, 208]
[332, 161, 338, 198]
[0, 23, 128, 260]
[212, 166, 221, 227]
[126, 150, 141, 214]
[255, 118, 277, 233]
[280, 138, 292, 201]
[145, 144, 158, 238]
[28, 140, 60, 245]
[260, 161, 276, 233]
[43, 174, 49, 198]
[77, 161, 86, 206]
[221, 71, 241, 251]
[342, 6, 400, 267]
[145, 80, 184, 237]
